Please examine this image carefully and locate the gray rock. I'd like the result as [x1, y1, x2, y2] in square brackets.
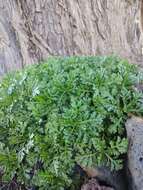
[81, 166, 127, 190]
[125, 116, 143, 190]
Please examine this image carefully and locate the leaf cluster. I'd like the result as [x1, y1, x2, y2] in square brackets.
[0, 56, 143, 189]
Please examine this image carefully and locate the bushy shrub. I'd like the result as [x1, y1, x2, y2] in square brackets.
[0, 56, 143, 189]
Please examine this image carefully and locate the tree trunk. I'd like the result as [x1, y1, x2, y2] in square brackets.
[0, 0, 142, 76]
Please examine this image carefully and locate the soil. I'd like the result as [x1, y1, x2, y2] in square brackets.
[81, 178, 114, 190]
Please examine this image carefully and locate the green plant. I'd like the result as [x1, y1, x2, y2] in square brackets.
[0, 56, 143, 189]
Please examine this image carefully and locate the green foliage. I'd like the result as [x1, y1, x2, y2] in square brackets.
[0, 56, 143, 189]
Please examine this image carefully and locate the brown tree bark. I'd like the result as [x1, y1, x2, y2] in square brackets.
[0, 0, 142, 76]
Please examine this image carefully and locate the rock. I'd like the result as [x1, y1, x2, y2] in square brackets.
[80, 166, 127, 190]
[125, 115, 143, 190]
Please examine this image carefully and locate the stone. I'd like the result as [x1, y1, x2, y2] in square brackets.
[81, 166, 127, 190]
[125, 115, 143, 190]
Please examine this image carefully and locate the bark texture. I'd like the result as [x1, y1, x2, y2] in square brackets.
[0, 0, 143, 76]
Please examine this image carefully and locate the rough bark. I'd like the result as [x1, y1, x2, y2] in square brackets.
[0, 0, 143, 76]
